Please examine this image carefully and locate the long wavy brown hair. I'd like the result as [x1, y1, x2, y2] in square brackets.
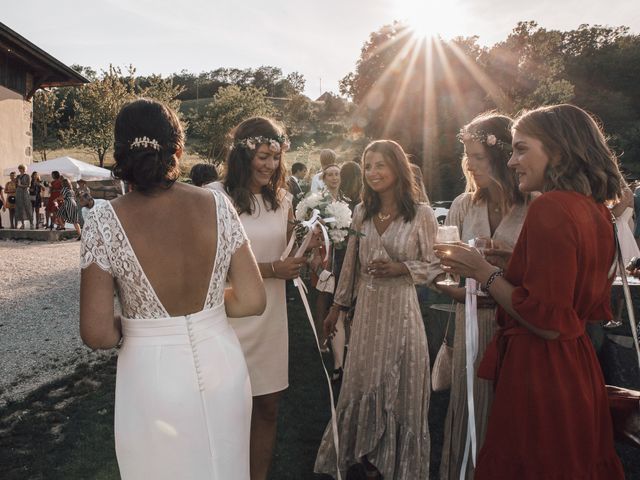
[513, 104, 623, 203]
[223, 117, 287, 215]
[361, 140, 419, 222]
[461, 112, 526, 210]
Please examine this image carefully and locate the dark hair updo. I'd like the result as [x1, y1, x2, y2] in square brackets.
[112, 98, 184, 193]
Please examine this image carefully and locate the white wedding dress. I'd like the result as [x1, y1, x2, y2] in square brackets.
[80, 190, 252, 479]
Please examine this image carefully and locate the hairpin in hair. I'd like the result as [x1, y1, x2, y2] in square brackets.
[130, 136, 161, 151]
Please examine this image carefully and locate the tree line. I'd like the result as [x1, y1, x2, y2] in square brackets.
[340, 21, 640, 199]
[32, 20, 640, 202]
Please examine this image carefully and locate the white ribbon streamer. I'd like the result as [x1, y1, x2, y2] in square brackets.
[281, 226, 342, 480]
[460, 275, 479, 479]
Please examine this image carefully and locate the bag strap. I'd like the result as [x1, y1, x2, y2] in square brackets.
[612, 212, 640, 371]
[442, 301, 455, 345]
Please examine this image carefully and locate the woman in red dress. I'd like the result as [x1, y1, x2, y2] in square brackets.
[47, 170, 63, 229]
[435, 104, 625, 479]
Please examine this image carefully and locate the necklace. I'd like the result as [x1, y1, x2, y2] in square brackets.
[377, 212, 392, 221]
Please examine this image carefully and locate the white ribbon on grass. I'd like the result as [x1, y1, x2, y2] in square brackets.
[460, 270, 479, 479]
[281, 211, 342, 480]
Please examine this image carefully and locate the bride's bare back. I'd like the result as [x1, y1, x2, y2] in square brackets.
[111, 182, 217, 317]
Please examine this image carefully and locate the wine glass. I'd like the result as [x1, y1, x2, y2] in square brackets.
[436, 226, 461, 287]
[473, 237, 493, 296]
[367, 246, 386, 291]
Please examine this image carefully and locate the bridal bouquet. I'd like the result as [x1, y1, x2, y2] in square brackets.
[294, 191, 355, 249]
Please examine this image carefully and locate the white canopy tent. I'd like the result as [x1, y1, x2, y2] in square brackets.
[3, 156, 113, 181]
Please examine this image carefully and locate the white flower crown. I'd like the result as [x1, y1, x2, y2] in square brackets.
[458, 130, 511, 151]
[130, 136, 161, 151]
[235, 135, 290, 153]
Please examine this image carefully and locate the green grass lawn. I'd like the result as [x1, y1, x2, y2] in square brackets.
[1, 291, 638, 479]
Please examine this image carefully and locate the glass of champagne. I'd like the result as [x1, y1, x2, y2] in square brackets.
[367, 246, 386, 291]
[436, 226, 461, 287]
[473, 237, 493, 296]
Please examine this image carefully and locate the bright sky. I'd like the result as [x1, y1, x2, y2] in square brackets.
[4, 0, 639, 99]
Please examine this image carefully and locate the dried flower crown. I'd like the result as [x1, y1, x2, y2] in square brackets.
[457, 130, 511, 152]
[235, 135, 290, 153]
[130, 136, 161, 151]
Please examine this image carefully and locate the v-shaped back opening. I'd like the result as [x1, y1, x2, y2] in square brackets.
[108, 190, 220, 318]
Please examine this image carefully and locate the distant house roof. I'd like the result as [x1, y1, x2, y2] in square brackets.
[0, 22, 88, 97]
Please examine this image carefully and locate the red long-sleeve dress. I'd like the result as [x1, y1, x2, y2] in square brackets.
[475, 191, 624, 479]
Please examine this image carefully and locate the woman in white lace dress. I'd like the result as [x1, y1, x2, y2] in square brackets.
[79, 99, 265, 479]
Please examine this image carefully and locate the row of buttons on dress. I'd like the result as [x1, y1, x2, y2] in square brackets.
[185, 314, 205, 392]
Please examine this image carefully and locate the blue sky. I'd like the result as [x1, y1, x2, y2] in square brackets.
[4, 0, 639, 98]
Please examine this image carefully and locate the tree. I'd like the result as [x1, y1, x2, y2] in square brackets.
[339, 22, 487, 198]
[283, 94, 315, 135]
[32, 89, 64, 160]
[192, 85, 276, 162]
[63, 66, 136, 166]
[63, 66, 184, 167]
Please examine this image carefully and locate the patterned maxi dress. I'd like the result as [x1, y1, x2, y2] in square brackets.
[431, 193, 528, 480]
[57, 186, 80, 224]
[315, 203, 439, 479]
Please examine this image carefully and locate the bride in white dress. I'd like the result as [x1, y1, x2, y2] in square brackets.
[79, 99, 265, 479]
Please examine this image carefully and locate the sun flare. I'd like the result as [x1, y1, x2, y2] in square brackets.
[393, 0, 464, 39]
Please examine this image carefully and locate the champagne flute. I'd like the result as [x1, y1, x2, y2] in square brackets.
[367, 246, 386, 291]
[473, 237, 493, 296]
[436, 226, 461, 287]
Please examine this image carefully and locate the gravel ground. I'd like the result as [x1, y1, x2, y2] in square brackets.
[0, 239, 110, 407]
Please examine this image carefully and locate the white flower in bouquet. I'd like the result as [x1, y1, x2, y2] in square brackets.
[325, 201, 352, 229]
[329, 228, 349, 245]
[293, 190, 355, 249]
[295, 192, 323, 221]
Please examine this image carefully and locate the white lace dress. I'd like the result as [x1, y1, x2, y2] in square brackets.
[80, 190, 252, 480]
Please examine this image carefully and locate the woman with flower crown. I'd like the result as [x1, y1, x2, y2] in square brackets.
[208, 117, 319, 480]
[315, 139, 439, 480]
[435, 104, 624, 479]
[429, 112, 533, 479]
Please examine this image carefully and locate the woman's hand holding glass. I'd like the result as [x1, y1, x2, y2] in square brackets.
[433, 242, 496, 286]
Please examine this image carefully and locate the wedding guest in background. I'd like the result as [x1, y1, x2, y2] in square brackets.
[80, 98, 265, 479]
[4, 172, 17, 229]
[189, 162, 218, 187]
[339, 161, 362, 211]
[316, 140, 439, 480]
[311, 149, 337, 193]
[209, 117, 316, 480]
[76, 179, 91, 196]
[287, 161, 307, 209]
[0, 183, 5, 228]
[47, 171, 63, 230]
[435, 104, 624, 479]
[431, 113, 531, 479]
[56, 178, 82, 238]
[30, 172, 43, 228]
[309, 163, 343, 355]
[15, 165, 31, 229]
[409, 162, 430, 203]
